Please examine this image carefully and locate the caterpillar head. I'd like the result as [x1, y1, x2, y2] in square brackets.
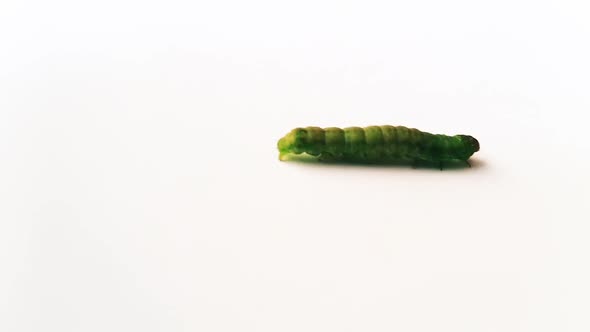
[277, 128, 308, 160]
[456, 135, 480, 159]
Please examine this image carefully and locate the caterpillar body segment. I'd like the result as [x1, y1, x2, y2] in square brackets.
[277, 125, 479, 166]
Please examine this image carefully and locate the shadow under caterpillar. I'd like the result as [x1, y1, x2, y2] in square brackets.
[277, 125, 480, 170]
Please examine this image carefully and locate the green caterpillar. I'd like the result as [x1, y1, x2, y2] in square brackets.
[277, 125, 479, 169]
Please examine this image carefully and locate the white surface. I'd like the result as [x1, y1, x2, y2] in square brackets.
[2, 1, 590, 331]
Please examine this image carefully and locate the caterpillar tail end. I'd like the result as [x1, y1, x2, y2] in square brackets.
[279, 152, 288, 161]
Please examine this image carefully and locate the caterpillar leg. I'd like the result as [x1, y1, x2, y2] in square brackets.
[318, 152, 339, 162]
[439, 161, 443, 171]
[465, 160, 471, 168]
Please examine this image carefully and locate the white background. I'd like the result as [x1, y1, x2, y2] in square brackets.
[2, 1, 590, 331]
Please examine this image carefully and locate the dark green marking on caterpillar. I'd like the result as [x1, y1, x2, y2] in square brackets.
[277, 125, 480, 169]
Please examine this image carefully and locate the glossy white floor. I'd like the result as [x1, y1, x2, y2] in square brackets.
[2, 1, 589, 331]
